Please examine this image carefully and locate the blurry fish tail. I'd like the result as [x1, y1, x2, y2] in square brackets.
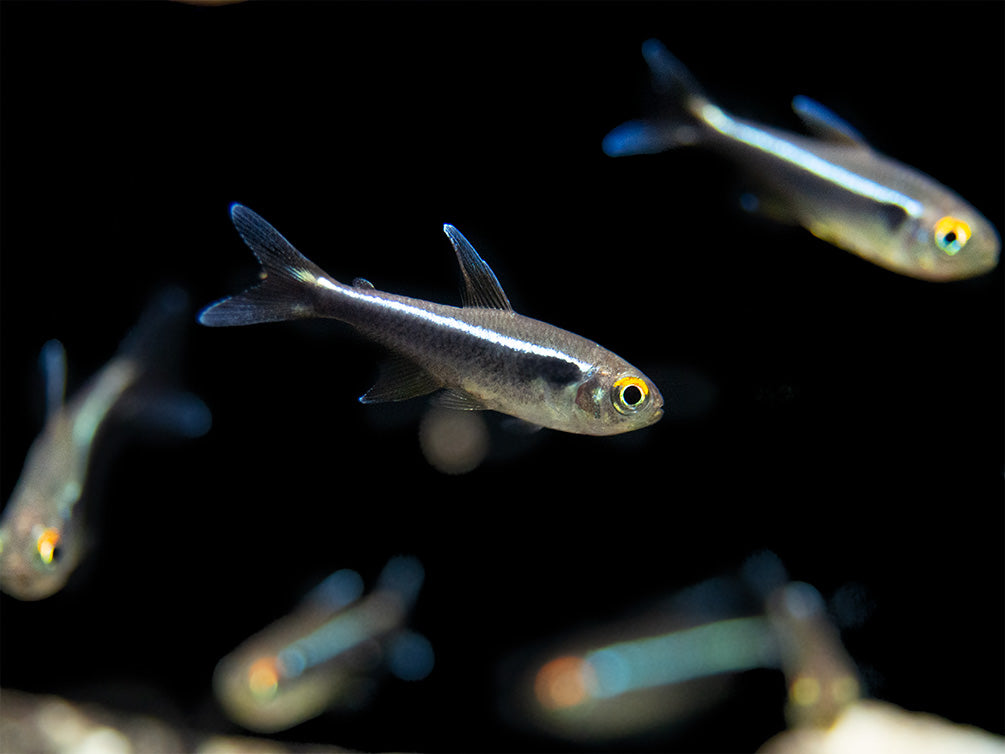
[602, 39, 712, 157]
[199, 203, 332, 328]
[116, 286, 212, 438]
[119, 286, 191, 365]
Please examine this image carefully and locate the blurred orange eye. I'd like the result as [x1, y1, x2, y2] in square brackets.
[35, 527, 62, 566]
[933, 216, 971, 256]
[612, 376, 649, 414]
[247, 656, 281, 701]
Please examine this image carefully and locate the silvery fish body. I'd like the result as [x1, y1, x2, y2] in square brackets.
[0, 290, 210, 600]
[199, 205, 664, 436]
[604, 40, 1000, 282]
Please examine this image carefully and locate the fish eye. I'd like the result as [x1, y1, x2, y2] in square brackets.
[933, 216, 971, 256]
[612, 375, 650, 414]
[34, 527, 62, 567]
[246, 656, 282, 701]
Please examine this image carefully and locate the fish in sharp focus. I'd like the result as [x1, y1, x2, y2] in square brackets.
[213, 556, 433, 733]
[0, 289, 211, 601]
[603, 40, 1000, 282]
[199, 204, 664, 435]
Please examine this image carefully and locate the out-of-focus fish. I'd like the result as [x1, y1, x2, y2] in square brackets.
[199, 204, 663, 434]
[763, 580, 862, 730]
[0, 289, 211, 601]
[213, 556, 433, 733]
[499, 571, 780, 743]
[604, 40, 1000, 281]
[500, 552, 877, 746]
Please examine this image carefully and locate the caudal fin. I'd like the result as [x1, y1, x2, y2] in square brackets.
[602, 39, 710, 157]
[199, 204, 333, 327]
[116, 287, 212, 438]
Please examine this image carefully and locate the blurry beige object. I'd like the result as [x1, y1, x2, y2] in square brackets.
[758, 698, 1005, 754]
[761, 579, 1004, 753]
[0, 688, 354, 754]
[418, 406, 489, 474]
[0, 688, 183, 754]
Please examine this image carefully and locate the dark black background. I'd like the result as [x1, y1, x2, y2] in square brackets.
[1, 2, 1002, 751]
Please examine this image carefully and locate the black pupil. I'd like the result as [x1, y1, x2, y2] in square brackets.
[943, 230, 957, 246]
[622, 384, 644, 406]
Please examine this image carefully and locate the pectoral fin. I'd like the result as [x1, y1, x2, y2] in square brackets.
[442, 225, 513, 311]
[359, 356, 441, 404]
[791, 95, 868, 147]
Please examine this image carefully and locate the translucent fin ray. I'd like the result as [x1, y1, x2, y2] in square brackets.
[359, 356, 441, 404]
[602, 39, 709, 158]
[791, 95, 867, 146]
[442, 225, 513, 311]
[199, 204, 334, 327]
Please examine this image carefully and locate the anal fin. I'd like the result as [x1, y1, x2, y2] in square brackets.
[359, 356, 441, 404]
[432, 389, 489, 411]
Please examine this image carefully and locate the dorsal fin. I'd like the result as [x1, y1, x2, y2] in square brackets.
[792, 95, 868, 146]
[353, 277, 375, 289]
[39, 339, 67, 420]
[441, 225, 513, 311]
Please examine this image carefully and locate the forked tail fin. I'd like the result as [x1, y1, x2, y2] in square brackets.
[602, 39, 711, 157]
[199, 204, 334, 327]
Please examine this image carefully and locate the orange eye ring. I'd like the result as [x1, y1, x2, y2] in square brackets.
[933, 216, 971, 256]
[35, 527, 62, 566]
[612, 375, 649, 414]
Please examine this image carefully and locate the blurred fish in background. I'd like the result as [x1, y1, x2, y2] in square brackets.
[755, 565, 1005, 754]
[0, 289, 210, 601]
[213, 555, 433, 734]
[604, 40, 1000, 281]
[498, 554, 781, 744]
[498, 552, 1005, 751]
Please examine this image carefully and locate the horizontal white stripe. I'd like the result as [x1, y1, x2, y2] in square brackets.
[316, 276, 592, 374]
[701, 104, 924, 218]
